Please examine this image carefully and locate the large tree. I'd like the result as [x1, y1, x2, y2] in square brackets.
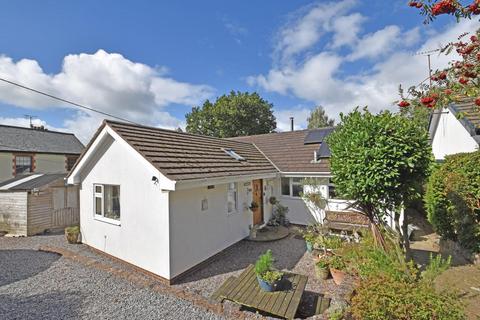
[327, 108, 433, 250]
[306, 106, 335, 129]
[185, 91, 276, 138]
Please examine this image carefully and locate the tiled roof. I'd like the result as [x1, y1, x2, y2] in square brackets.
[0, 125, 84, 154]
[451, 99, 480, 133]
[106, 121, 278, 181]
[230, 130, 331, 173]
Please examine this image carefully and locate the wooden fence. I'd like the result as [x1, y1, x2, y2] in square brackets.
[52, 207, 79, 228]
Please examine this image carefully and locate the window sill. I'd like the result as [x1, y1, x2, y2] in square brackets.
[94, 215, 121, 226]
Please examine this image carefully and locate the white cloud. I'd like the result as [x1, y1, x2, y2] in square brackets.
[0, 50, 213, 142]
[330, 13, 366, 49]
[249, 0, 480, 119]
[274, 0, 358, 65]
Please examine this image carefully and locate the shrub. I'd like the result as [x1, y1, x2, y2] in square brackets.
[350, 274, 465, 320]
[425, 151, 480, 252]
[255, 250, 274, 276]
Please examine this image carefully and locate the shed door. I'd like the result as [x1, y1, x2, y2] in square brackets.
[252, 179, 263, 225]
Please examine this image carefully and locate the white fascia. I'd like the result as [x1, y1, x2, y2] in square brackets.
[175, 172, 278, 190]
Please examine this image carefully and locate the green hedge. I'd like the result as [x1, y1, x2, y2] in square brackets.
[424, 151, 480, 252]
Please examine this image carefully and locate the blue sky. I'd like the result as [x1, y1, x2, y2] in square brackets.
[0, 0, 479, 142]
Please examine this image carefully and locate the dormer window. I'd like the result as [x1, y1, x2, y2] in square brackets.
[222, 148, 245, 161]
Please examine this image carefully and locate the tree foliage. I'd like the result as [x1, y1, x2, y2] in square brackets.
[185, 91, 276, 138]
[307, 106, 335, 129]
[424, 151, 480, 252]
[327, 108, 433, 222]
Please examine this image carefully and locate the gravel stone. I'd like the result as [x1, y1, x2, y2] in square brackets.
[0, 233, 223, 320]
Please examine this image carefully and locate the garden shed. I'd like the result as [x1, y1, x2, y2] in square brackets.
[0, 173, 79, 236]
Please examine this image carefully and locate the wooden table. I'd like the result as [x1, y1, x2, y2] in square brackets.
[211, 264, 308, 319]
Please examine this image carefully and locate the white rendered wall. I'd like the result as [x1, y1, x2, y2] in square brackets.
[35, 154, 66, 173]
[432, 111, 478, 160]
[169, 179, 255, 278]
[78, 135, 171, 279]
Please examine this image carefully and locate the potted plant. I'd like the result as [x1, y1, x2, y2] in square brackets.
[65, 225, 80, 244]
[329, 256, 347, 285]
[255, 250, 284, 292]
[315, 259, 330, 280]
[302, 229, 316, 253]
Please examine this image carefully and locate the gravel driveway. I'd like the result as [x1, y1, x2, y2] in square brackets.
[0, 234, 223, 320]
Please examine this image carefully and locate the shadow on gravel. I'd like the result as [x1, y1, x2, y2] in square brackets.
[0, 291, 83, 320]
[0, 250, 60, 286]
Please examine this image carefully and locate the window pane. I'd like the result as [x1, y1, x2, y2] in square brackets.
[281, 178, 290, 196]
[15, 156, 32, 174]
[95, 196, 102, 215]
[227, 183, 237, 213]
[104, 185, 120, 220]
[292, 177, 303, 184]
[292, 184, 303, 197]
[95, 185, 102, 193]
[328, 186, 336, 199]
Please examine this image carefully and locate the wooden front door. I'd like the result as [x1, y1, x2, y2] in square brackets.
[252, 179, 263, 225]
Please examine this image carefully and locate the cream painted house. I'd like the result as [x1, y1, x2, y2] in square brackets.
[0, 124, 84, 182]
[429, 99, 480, 161]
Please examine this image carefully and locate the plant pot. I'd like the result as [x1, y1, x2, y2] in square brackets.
[65, 229, 80, 244]
[315, 265, 329, 280]
[306, 241, 313, 253]
[256, 275, 282, 292]
[330, 268, 346, 285]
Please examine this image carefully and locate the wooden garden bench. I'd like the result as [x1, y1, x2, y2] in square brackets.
[323, 210, 370, 232]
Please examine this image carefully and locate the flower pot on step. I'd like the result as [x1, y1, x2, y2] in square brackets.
[256, 275, 282, 292]
[315, 265, 329, 280]
[330, 268, 346, 285]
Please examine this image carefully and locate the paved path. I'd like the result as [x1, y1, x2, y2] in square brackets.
[0, 234, 223, 320]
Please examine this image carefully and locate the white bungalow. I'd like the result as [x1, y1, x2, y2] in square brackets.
[67, 120, 278, 283]
[429, 99, 480, 161]
[68, 120, 397, 283]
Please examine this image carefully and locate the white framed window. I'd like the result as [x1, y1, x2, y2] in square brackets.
[227, 182, 238, 214]
[281, 177, 304, 198]
[94, 184, 121, 221]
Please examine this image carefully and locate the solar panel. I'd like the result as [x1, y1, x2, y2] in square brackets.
[304, 127, 335, 144]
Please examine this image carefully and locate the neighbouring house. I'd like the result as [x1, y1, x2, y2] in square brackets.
[67, 120, 278, 283]
[0, 173, 79, 236]
[429, 99, 480, 161]
[0, 124, 84, 182]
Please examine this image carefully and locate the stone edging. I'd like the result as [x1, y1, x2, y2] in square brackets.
[38, 245, 257, 320]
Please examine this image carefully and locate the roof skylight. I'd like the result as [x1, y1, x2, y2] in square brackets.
[222, 148, 245, 161]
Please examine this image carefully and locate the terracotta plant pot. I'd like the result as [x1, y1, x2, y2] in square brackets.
[315, 265, 329, 280]
[330, 268, 346, 285]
